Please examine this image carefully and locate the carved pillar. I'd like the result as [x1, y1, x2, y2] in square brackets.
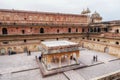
[59, 55, 62, 67]
[46, 55, 52, 69]
[76, 51, 80, 64]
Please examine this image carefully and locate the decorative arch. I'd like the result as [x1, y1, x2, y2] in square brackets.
[98, 28, 101, 32]
[8, 47, 12, 52]
[104, 47, 109, 53]
[2, 28, 8, 34]
[0, 48, 6, 55]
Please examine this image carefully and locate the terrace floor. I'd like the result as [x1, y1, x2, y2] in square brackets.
[0, 48, 120, 80]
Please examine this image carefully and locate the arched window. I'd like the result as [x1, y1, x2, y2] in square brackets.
[98, 28, 101, 32]
[104, 47, 109, 53]
[76, 28, 78, 32]
[22, 30, 25, 34]
[0, 48, 6, 55]
[94, 28, 96, 32]
[104, 28, 108, 32]
[97, 39, 100, 41]
[82, 28, 84, 33]
[68, 28, 71, 33]
[8, 47, 12, 52]
[89, 28, 93, 32]
[2, 28, 8, 34]
[115, 29, 119, 33]
[93, 39, 95, 41]
[40, 28, 44, 33]
[116, 42, 119, 45]
[56, 38, 58, 40]
[57, 29, 59, 33]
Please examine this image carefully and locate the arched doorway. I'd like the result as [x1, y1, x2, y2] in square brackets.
[57, 29, 59, 33]
[24, 47, 28, 52]
[8, 47, 12, 51]
[82, 28, 84, 33]
[104, 47, 109, 53]
[98, 28, 101, 32]
[22, 30, 25, 34]
[40, 28, 44, 33]
[68, 28, 71, 33]
[76, 28, 78, 32]
[2, 28, 8, 34]
[0, 48, 6, 55]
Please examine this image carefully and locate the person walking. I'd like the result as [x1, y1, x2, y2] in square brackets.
[93, 55, 95, 62]
[95, 55, 98, 62]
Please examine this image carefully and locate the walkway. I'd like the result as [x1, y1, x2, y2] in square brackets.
[64, 70, 85, 80]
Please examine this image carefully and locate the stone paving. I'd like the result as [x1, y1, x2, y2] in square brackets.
[0, 52, 40, 74]
[75, 59, 120, 80]
[79, 49, 118, 66]
[0, 49, 120, 80]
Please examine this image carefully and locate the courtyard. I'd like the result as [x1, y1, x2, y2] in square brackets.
[0, 48, 120, 80]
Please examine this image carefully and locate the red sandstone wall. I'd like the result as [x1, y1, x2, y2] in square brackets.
[0, 9, 87, 24]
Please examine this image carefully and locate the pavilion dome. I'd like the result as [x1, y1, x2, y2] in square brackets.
[91, 11, 102, 19]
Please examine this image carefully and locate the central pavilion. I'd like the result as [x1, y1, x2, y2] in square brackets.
[40, 40, 80, 70]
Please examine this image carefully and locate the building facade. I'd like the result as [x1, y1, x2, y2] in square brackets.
[0, 9, 120, 57]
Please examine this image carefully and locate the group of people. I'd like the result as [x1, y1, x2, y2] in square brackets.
[93, 55, 98, 62]
[27, 50, 31, 56]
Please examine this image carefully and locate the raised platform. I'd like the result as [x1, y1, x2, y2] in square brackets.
[36, 59, 87, 77]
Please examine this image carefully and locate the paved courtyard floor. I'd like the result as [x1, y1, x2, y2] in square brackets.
[0, 49, 120, 80]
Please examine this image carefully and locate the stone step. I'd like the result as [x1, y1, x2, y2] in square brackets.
[64, 70, 85, 80]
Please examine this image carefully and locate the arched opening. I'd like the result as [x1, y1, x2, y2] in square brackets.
[2, 28, 8, 34]
[97, 39, 100, 41]
[8, 47, 12, 55]
[56, 38, 59, 40]
[89, 28, 93, 32]
[24, 47, 28, 52]
[57, 29, 59, 33]
[76, 28, 78, 32]
[22, 30, 25, 34]
[24, 39, 27, 43]
[8, 47, 12, 52]
[94, 28, 96, 32]
[82, 28, 84, 33]
[98, 28, 101, 32]
[40, 28, 44, 33]
[116, 42, 119, 45]
[115, 29, 119, 33]
[68, 28, 71, 33]
[104, 28, 108, 32]
[93, 39, 96, 41]
[104, 47, 109, 53]
[0, 48, 6, 55]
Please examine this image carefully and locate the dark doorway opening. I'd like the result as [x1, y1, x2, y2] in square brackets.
[2, 28, 8, 34]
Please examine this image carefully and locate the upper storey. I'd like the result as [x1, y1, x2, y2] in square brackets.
[0, 9, 88, 25]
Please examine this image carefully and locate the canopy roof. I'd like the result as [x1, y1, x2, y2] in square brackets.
[40, 40, 79, 54]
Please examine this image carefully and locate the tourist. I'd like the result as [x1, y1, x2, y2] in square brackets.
[28, 50, 31, 55]
[39, 55, 41, 62]
[93, 55, 95, 62]
[95, 55, 98, 62]
[8, 50, 11, 55]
